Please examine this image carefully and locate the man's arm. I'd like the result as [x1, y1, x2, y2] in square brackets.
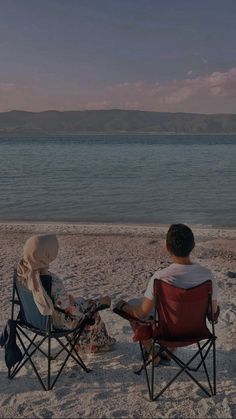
[121, 298, 154, 319]
[207, 299, 220, 322]
[212, 300, 218, 314]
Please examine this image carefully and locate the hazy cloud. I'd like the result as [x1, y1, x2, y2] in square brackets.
[105, 67, 236, 112]
[0, 83, 16, 93]
[1, 68, 236, 113]
[159, 67, 236, 104]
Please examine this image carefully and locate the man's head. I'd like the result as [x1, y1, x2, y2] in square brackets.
[166, 224, 195, 257]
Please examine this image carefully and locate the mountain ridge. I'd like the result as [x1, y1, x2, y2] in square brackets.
[1, 109, 236, 135]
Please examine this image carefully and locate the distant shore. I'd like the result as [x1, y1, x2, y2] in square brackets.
[1, 109, 236, 136]
[1, 131, 236, 137]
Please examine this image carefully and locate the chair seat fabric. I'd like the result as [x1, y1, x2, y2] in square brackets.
[132, 322, 212, 346]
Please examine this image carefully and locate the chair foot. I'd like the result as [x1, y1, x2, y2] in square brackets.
[134, 370, 142, 376]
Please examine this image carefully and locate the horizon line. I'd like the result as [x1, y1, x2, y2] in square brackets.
[1, 109, 236, 116]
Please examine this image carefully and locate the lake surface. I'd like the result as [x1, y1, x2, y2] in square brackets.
[0, 134, 235, 226]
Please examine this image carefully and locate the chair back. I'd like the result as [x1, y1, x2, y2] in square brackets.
[154, 279, 212, 346]
[15, 276, 50, 332]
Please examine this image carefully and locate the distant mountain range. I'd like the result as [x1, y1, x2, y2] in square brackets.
[0, 109, 236, 135]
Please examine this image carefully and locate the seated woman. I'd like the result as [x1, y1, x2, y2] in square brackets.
[17, 234, 115, 354]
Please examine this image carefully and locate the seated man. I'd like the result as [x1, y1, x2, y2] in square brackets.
[116, 223, 219, 362]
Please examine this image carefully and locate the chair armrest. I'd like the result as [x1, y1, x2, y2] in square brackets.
[113, 307, 140, 322]
[10, 299, 20, 305]
[93, 303, 110, 312]
[207, 305, 220, 323]
[81, 303, 110, 324]
[54, 306, 77, 321]
[84, 303, 110, 318]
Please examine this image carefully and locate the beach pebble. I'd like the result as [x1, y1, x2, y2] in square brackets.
[226, 271, 236, 278]
[221, 308, 236, 324]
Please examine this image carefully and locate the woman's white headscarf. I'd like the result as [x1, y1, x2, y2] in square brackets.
[17, 234, 59, 315]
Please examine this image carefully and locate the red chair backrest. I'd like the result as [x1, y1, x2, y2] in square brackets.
[154, 279, 212, 345]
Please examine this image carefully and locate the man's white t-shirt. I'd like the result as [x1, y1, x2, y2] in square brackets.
[144, 263, 218, 301]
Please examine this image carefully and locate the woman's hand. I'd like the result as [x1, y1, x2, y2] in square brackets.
[68, 294, 76, 305]
[115, 299, 128, 311]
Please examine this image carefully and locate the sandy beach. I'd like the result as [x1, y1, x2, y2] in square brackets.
[0, 222, 235, 418]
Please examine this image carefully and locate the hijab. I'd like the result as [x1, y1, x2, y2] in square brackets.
[17, 234, 59, 315]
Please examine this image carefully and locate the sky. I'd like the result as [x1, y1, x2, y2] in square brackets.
[0, 0, 236, 113]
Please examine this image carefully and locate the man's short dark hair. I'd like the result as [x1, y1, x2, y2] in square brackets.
[166, 224, 195, 257]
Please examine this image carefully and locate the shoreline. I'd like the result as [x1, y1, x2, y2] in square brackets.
[0, 221, 236, 237]
[1, 132, 236, 137]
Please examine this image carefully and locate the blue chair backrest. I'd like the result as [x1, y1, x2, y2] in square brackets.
[16, 280, 49, 331]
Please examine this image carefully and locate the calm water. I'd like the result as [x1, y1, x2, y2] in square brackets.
[0, 135, 235, 226]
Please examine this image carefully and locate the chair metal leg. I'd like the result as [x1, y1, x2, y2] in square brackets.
[57, 334, 90, 372]
[151, 340, 155, 401]
[139, 342, 152, 401]
[10, 331, 47, 380]
[11, 329, 91, 391]
[197, 342, 213, 395]
[47, 335, 51, 391]
[48, 334, 91, 390]
[70, 346, 91, 373]
[213, 338, 216, 395]
[151, 342, 214, 400]
[15, 329, 47, 390]
[17, 325, 49, 358]
[186, 341, 213, 372]
[154, 365, 184, 400]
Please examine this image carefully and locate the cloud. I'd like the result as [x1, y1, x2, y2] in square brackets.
[0, 82, 16, 93]
[1, 67, 236, 113]
[159, 67, 236, 104]
[82, 100, 111, 110]
[105, 67, 236, 112]
[207, 68, 236, 97]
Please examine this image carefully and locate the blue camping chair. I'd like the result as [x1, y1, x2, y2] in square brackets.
[8, 269, 108, 390]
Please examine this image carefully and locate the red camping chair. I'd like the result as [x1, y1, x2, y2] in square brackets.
[132, 279, 217, 401]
